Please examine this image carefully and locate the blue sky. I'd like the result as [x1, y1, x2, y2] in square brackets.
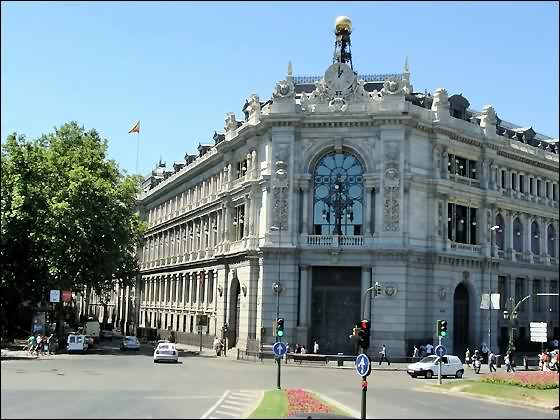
[2, 1, 558, 176]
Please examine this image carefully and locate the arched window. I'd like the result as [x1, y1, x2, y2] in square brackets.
[313, 151, 364, 236]
[513, 217, 523, 252]
[548, 225, 556, 257]
[531, 221, 540, 254]
[495, 214, 505, 250]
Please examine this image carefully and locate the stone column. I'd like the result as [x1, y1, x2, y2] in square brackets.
[442, 194, 449, 250]
[301, 184, 310, 235]
[251, 149, 258, 179]
[524, 214, 532, 262]
[364, 183, 374, 236]
[244, 194, 251, 238]
[441, 148, 449, 180]
[361, 266, 372, 320]
[299, 265, 309, 326]
[506, 211, 514, 260]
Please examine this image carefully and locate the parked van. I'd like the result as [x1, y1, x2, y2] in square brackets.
[67, 334, 88, 353]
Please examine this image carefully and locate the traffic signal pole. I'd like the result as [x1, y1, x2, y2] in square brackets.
[438, 336, 442, 385]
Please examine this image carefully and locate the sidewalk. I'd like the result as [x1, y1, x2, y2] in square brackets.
[1, 348, 39, 361]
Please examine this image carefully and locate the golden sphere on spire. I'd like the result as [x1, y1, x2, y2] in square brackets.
[335, 16, 352, 33]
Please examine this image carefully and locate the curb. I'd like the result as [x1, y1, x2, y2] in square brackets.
[310, 389, 361, 419]
[417, 383, 557, 412]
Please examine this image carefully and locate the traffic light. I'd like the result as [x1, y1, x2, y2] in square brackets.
[437, 319, 448, 337]
[374, 282, 383, 297]
[359, 319, 370, 350]
[276, 318, 284, 337]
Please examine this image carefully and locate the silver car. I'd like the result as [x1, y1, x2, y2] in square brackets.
[120, 336, 140, 351]
[153, 342, 178, 363]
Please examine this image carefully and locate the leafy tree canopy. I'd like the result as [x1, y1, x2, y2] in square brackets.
[1, 122, 146, 336]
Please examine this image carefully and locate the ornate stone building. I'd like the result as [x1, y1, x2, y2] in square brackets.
[133, 17, 559, 356]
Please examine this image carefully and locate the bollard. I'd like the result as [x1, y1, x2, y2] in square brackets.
[337, 352, 344, 367]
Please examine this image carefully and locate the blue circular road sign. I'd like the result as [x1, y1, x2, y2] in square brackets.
[273, 342, 287, 357]
[355, 354, 371, 377]
[435, 345, 446, 357]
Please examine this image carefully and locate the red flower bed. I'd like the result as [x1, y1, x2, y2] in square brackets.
[286, 388, 333, 416]
[481, 371, 559, 389]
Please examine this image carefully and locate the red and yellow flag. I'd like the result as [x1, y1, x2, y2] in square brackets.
[128, 120, 140, 134]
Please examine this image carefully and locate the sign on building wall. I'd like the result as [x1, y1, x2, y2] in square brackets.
[530, 322, 547, 343]
[480, 293, 500, 310]
[49, 290, 60, 303]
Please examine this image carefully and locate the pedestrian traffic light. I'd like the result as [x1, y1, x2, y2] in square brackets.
[276, 318, 284, 337]
[359, 319, 370, 350]
[437, 319, 448, 337]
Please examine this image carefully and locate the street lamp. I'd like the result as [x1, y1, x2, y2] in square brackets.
[321, 175, 354, 236]
[488, 225, 500, 351]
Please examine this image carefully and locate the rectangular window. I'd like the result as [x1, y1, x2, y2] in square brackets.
[553, 184, 558, 201]
[183, 315, 187, 332]
[190, 316, 194, 332]
[511, 173, 517, 190]
[468, 160, 478, 180]
[501, 170, 506, 188]
[469, 207, 478, 245]
[519, 175, 525, 193]
[455, 157, 467, 177]
[200, 274, 205, 304]
[234, 205, 245, 240]
[533, 280, 542, 312]
[178, 277, 183, 303]
[208, 272, 214, 304]
[545, 182, 550, 199]
[192, 277, 197, 303]
[455, 204, 468, 244]
[529, 177, 534, 195]
[448, 203, 454, 241]
[537, 179, 542, 197]
[498, 276, 507, 310]
[515, 278, 525, 312]
[551, 282, 558, 313]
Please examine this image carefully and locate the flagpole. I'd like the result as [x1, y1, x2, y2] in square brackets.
[135, 131, 140, 175]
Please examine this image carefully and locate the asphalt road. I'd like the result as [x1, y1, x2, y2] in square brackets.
[1, 341, 556, 419]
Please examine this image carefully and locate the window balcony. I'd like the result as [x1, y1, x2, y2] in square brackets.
[304, 234, 364, 247]
[449, 241, 481, 254]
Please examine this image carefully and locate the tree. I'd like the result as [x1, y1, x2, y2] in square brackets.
[1, 122, 146, 339]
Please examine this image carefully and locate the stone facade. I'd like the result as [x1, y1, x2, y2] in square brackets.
[121, 28, 559, 357]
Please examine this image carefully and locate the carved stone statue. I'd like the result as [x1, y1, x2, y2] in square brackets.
[224, 112, 237, 133]
[381, 77, 404, 96]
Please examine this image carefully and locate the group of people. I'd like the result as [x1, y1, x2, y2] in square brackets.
[24, 333, 57, 356]
[464, 347, 516, 372]
[539, 349, 559, 371]
[412, 343, 434, 360]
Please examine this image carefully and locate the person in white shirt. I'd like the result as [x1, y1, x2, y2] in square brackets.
[300, 346, 307, 354]
[425, 343, 433, 355]
[313, 341, 319, 354]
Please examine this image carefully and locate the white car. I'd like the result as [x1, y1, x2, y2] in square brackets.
[120, 336, 141, 351]
[153, 342, 178, 363]
[67, 334, 89, 353]
[407, 355, 464, 379]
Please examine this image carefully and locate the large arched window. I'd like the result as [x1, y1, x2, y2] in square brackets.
[313, 151, 364, 236]
[531, 221, 540, 254]
[513, 217, 523, 252]
[495, 214, 505, 250]
[548, 225, 556, 257]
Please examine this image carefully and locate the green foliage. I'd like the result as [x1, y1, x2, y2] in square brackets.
[1, 122, 146, 336]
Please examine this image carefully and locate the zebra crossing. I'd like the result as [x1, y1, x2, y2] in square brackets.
[202, 390, 263, 419]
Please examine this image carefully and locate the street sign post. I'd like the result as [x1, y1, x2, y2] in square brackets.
[355, 353, 371, 420]
[273, 342, 287, 358]
[530, 322, 547, 343]
[435, 345, 446, 357]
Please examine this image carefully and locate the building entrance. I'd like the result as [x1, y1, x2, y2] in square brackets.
[453, 283, 470, 358]
[310, 266, 361, 354]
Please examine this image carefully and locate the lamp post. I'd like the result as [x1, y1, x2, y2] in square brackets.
[489, 225, 500, 351]
[321, 175, 354, 236]
[271, 225, 282, 390]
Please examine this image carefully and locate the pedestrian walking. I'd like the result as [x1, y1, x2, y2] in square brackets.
[425, 343, 433, 355]
[488, 351, 497, 372]
[300, 345, 307, 354]
[505, 351, 516, 372]
[213, 336, 222, 356]
[465, 348, 471, 365]
[379, 344, 390, 366]
[313, 340, 319, 354]
[412, 345, 419, 361]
